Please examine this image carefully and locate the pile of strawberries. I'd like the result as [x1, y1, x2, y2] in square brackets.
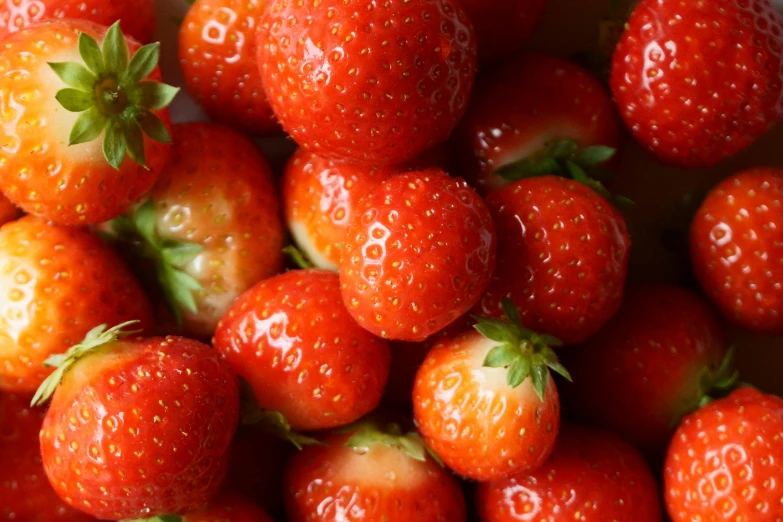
[1, 0, 782, 521]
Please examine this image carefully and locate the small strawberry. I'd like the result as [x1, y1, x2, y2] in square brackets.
[664, 387, 783, 522]
[213, 269, 391, 431]
[459, 0, 547, 61]
[0, 0, 156, 43]
[257, 0, 478, 166]
[0, 20, 177, 225]
[284, 420, 466, 522]
[0, 194, 19, 226]
[413, 300, 570, 482]
[33, 323, 240, 520]
[339, 169, 496, 341]
[452, 53, 620, 193]
[611, 0, 783, 168]
[102, 122, 284, 340]
[0, 216, 154, 393]
[0, 393, 93, 522]
[182, 491, 273, 522]
[476, 425, 663, 522]
[179, 0, 278, 135]
[560, 284, 732, 456]
[691, 168, 783, 333]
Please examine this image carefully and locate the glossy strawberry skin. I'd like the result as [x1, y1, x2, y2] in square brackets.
[0, 20, 173, 225]
[691, 168, 783, 333]
[477, 425, 663, 522]
[560, 285, 728, 455]
[213, 269, 391, 431]
[183, 491, 273, 522]
[0, 0, 155, 43]
[40, 336, 240, 520]
[0, 393, 94, 522]
[453, 53, 620, 192]
[413, 331, 560, 482]
[476, 176, 630, 345]
[340, 169, 496, 341]
[257, 0, 478, 166]
[611, 0, 783, 168]
[285, 431, 466, 522]
[0, 194, 19, 226]
[664, 388, 783, 522]
[179, 0, 278, 135]
[459, 0, 547, 62]
[0, 217, 155, 393]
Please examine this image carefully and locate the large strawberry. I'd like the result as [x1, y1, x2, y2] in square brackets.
[257, 0, 478, 166]
[284, 419, 466, 522]
[214, 269, 391, 431]
[560, 284, 731, 456]
[33, 323, 240, 520]
[102, 122, 284, 340]
[691, 168, 783, 333]
[0, 194, 19, 226]
[452, 53, 620, 193]
[475, 175, 630, 345]
[0, 0, 156, 43]
[476, 425, 663, 521]
[0, 20, 177, 225]
[340, 169, 496, 341]
[183, 491, 273, 522]
[179, 0, 278, 135]
[459, 0, 547, 61]
[413, 300, 570, 482]
[611, 0, 783, 168]
[0, 216, 154, 393]
[664, 387, 783, 522]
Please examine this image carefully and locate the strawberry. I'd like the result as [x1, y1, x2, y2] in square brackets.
[183, 491, 273, 522]
[560, 284, 732, 456]
[101, 122, 284, 340]
[284, 419, 466, 522]
[664, 387, 783, 522]
[476, 425, 663, 521]
[256, 0, 478, 166]
[475, 176, 630, 345]
[0, 0, 156, 43]
[610, 0, 783, 168]
[33, 323, 240, 520]
[413, 300, 569, 482]
[213, 269, 391, 431]
[339, 169, 496, 341]
[179, 0, 279, 135]
[0, 20, 177, 225]
[452, 53, 620, 193]
[459, 0, 547, 61]
[0, 393, 94, 521]
[0, 216, 154, 393]
[691, 168, 783, 333]
[0, 194, 19, 226]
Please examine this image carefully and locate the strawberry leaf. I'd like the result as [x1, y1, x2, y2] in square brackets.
[78, 32, 104, 73]
[483, 344, 518, 368]
[103, 22, 129, 74]
[122, 118, 147, 168]
[55, 89, 94, 112]
[243, 409, 323, 450]
[70, 107, 108, 145]
[283, 245, 315, 269]
[48, 61, 96, 91]
[103, 120, 127, 169]
[137, 110, 172, 143]
[574, 145, 616, 166]
[124, 43, 160, 86]
[530, 363, 548, 401]
[345, 422, 437, 464]
[507, 357, 531, 388]
[133, 81, 180, 111]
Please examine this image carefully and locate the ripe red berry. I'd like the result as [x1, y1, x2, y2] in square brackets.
[458, 0, 547, 61]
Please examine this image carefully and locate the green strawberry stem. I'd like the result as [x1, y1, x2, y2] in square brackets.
[696, 346, 743, 409]
[49, 21, 179, 170]
[283, 245, 315, 270]
[474, 297, 572, 401]
[346, 420, 443, 466]
[30, 321, 141, 407]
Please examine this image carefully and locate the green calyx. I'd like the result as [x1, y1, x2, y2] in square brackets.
[474, 298, 572, 401]
[242, 408, 323, 450]
[696, 346, 742, 409]
[49, 21, 179, 170]
[283, 245, 315, 270]
[106, 199, 203, 327]
[31, 321, 141, 407]
[346, 421, 443, 466]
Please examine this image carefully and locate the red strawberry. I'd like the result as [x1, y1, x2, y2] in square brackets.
[560, 284, 731, 455]
[475, 176, 630, 345]
[664, 387, 783, 522]
[102, 122, 284, 340]
[691, 168, 783, 333]
[0, 20, 177, 225]
[0, 393, 94, 521]
[0, 0, 156, 43]
[256, 0, 478, 166]
[179, 0, 279, 135]
[413, 301, 569, 481]
[339, 169, 496, 341]
[183, 491, 273, 522]
[214, 269, 391, 431]
[0, 216, 154, 393]
[459, 0, 547, 61]
[284, 420, 466, 522]
[0, 194, 19, 226]
[476, 425, 663, 522]
[34, 324, 240, 520]
[611, 0, 783, 168]
[452, 53, 620, 193]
